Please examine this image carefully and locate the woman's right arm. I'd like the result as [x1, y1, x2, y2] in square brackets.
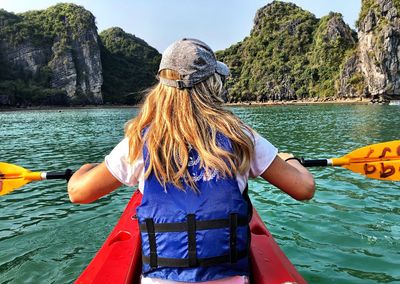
[260, 154, 315, 201]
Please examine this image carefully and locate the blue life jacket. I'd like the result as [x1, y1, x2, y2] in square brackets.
[136, 133, 251, 282]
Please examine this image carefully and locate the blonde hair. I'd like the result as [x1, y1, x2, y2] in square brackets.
[125, 69, 254, 190]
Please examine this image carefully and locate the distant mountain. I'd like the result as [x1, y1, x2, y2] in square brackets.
[100, 27, 160, 104]
[217, 0, 400, 103]
[216, 1, 357, 102]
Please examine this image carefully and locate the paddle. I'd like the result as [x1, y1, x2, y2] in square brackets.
[300, 140, 400, 181]
[0, 140, 399, 196]
[0, 162, 72, 196]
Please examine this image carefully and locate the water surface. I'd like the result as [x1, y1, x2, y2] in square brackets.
[0, 104, 399, 283]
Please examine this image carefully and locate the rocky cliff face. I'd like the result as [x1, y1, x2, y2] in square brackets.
[1, 41, 51, 76]
[308, 13, 357, 98]
[0, 4, 103, 105]
[338, 52, 365, 98]
[356, 0, 400, 99]
[48, 20, 103, 104]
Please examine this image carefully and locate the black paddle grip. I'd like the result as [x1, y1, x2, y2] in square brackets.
[46, 169, 74, 181]
[301, 159, 329, 167]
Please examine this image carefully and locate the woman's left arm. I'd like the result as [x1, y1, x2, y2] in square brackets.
[68, 162, 122, 204]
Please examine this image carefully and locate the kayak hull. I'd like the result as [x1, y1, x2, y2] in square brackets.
[75, 190, 306, 284]
[249, 209, 306, 284]
[75, 191, 142, 284]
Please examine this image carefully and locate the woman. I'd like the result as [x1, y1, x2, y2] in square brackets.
[68, 38, 315, 284]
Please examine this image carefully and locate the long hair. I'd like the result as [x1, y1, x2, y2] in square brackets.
[125, 69, 254, 190]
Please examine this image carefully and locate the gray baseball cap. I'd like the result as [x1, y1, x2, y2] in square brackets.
[158, 38, 230, 89]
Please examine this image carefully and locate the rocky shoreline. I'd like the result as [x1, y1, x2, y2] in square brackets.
[0, 97, 380, 112]
[225, 97, 371, 106]
[4, 93, 400, 112]
[0, 104, 136, 112]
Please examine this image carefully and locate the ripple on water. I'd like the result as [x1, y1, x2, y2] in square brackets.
[1, 106, 400, 283]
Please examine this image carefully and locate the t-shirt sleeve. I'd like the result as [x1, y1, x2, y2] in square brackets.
[104, 137, 144, 187]
[249, 132, 278, 178]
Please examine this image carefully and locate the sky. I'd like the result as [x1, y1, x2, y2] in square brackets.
[0, 1, 361, 52]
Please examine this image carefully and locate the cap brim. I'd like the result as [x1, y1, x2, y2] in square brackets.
[216, 61, 230, 76]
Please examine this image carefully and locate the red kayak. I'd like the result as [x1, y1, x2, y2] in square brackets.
[75, 190, 306, 284]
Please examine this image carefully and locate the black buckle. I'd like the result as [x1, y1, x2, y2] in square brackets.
[176, 80, 185, 89]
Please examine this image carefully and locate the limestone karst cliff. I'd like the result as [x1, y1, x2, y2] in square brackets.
[0, 3, 160, 107]
[355, 0, 400, 100]
[217, 0, 400, 102]
[216, 1, 357, 102]
[0, 4, 103, 105]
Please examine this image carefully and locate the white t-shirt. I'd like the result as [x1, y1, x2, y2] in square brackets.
[104, 131, 277, 284]
[105, 131, 277, 193]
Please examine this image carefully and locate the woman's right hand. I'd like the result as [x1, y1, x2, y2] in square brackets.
[277, 152, 295, 161]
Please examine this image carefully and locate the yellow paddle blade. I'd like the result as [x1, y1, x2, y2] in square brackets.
[0, 178, 31, 196]
[0, 162, 42, 196]
[332, 140, 400, 181]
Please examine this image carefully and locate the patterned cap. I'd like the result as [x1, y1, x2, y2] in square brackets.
[158, 38, 230, 89]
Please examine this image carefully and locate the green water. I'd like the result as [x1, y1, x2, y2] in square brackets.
[0, 104, 399, 283]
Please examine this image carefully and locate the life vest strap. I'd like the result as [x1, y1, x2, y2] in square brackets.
[229, 213, 238, 263]
[187, 214, 197, 267]
[142, 249, 248, 268]
[145, 218, 158, 269]
[139, 216, 248, 232]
